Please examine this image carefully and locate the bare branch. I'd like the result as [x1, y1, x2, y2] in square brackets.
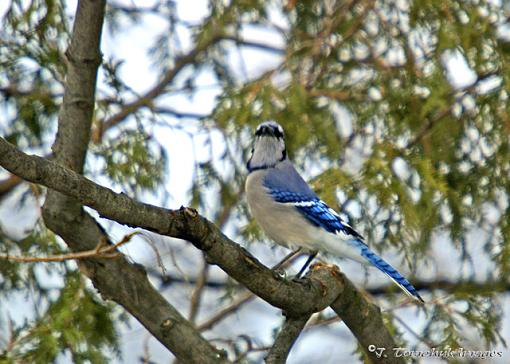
[90, 34, 283, 143]
[198, 291, 255, 332]
[0, 232, 138, 262]
[0, 174, 22, 201]
[0, 85, 61, 99]
[197, 251, 302, 332]
[92, 33, 225, 142]
[265, 315, 310, 364]
[34, 1, 226, 362]
[368, 278, 510, 296]
[330, 273, 406, 364]
[151, 106, 209, 120]
[0, 137, 408, 361]
[188, 256, 209, 323]
[222, 36, 285, 54]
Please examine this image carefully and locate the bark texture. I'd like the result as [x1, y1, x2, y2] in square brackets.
[0, 1, 407, 362]
[35, 1, 227, 362]
[0, 136, 405, 363]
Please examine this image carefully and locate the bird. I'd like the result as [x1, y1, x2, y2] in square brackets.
[245, 121, 424, 303]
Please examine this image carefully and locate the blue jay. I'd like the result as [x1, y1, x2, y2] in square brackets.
[245, 121, 424, 303]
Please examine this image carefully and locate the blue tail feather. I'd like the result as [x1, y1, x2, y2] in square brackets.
[352, 240, 424, 303]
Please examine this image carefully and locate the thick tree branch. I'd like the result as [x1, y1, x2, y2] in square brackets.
[330, 274, 406, 364]
[36, 1, 226, 363]
[265, 315, 310, 364]
[0, 139, 343, 315]
[0, 138, 406, 363]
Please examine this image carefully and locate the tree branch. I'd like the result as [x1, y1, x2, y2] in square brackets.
[0, 139, 344, 314]
[91, 34, 284, 143]
[368, 279, 510, 296]
[265, 314, 310, 364]
[197, 291, 255, 332]
[197, 250, 303, 332]
[36, 1, 226, 363]
[0, 174, 22, 201]
[92, 33, 225, 142]
[152, 269, 510, 299]
[0, 232, 137, 262]
[330, 273, 406, 364]
[222, 36, 285, 54]
[188, 257, 209, 323]
[0, 137, 407, 362]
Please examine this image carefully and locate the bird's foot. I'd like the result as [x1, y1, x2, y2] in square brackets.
[291, 274, 308, 284]
[290, 275, 313, 288]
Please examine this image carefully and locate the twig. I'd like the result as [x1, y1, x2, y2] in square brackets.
[198, 291, 254, 332]
[197, 249, 303, 332]
[308, 88, 351, 101]
[368, 278, 510, 296]
[0, 232, 139, 263]
[150, 106, 209, 120]
[305, 314, 341, 330]
[393, 315, 436, 349]
[222, 36, 285, 55]
[188, 256, 209, 323]
[271, 248, 303, 270]
[406, 71, 499, 149]
[139, 232, 167, 275]
[187, 192, 242, 326]
[93, 33, 225, 142]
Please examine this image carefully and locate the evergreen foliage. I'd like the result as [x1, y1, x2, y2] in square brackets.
[1, 0, 509, 362]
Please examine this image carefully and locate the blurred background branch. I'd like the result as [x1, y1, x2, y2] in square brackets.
[1, 0, 510, 362]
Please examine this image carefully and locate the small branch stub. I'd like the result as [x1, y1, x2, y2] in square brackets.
[182, 206, 198, 218]
[160, 318, 174, 337]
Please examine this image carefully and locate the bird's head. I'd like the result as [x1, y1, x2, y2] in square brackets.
[247, 121, 287, 172]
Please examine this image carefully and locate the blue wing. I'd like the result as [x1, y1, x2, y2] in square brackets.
[268, 189, 364, 241]
[267, 188, 424, 302]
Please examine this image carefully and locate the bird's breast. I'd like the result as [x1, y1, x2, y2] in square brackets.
[245, 171, 319, 250]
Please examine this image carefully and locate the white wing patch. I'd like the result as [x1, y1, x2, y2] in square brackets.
[335, 229, 353, 240]
[292, 201, 316, 207]
[327, 206, 355, 229]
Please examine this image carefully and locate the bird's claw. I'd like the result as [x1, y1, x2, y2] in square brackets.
[291, 275, 308, 284]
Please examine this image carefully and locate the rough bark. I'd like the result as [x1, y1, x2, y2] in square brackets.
[0, 2, 407, 362]
[330, 274, 405, 364]
[265, 315, 310, 364]
[0, 137, 405, 363]
[35, 1, 226, 363]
